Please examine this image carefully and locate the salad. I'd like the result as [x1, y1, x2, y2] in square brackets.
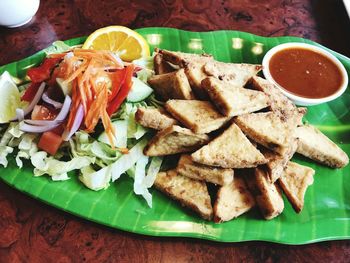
[0, 28, 162, 207]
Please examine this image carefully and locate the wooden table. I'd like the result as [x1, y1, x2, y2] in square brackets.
[0, 0, 349, 262]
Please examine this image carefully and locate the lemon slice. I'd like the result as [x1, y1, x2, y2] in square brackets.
[0, 71, 21, 123]
[82, 26, 150, 61]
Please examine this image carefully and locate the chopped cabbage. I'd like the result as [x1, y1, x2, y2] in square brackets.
[79, 165, 112, 191]
[111, 138, 148, 181]
[31, 151, 94, 179]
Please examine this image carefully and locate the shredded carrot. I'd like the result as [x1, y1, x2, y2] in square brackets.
[118, 148, 129, 154]
[48, 53, 67, 59]
[55, 49, 132, 148]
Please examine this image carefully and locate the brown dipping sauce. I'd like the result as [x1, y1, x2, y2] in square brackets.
[269, 48, 344, 98]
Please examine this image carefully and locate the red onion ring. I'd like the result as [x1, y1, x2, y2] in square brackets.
[62, 104, 84, 141]
[24, 119, 61, 126]
[55, 95, 72, 121]
[23, 95, 71, 127]
[15, 109, 25, 122]
[11, 82, 46, 121]
[42, 92, 63, 109]
[19, 122, 60, 133]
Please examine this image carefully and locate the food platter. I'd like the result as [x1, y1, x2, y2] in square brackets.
[0, 27, 349, 244]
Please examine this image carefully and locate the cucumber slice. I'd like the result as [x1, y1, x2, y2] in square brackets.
[127, 77, 153, 102]
[98, 119, 128, 148]
[56, 78, 72, 96]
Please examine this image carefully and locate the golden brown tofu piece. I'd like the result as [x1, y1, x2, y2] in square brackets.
[295, 124, 349, 168]
[214, 175, 255, 223]
[245, 167, 284, 220]
[148, 69, 195, 100]
[184, 63, 211, 99]
[201, 77, 269, 117]
[158, 49, 213, 68]
[203, 61, 262, 87]
[262, 139, 298, 183]
[165, 99, 230, 134]
[135, 107, 178, 130]
[235, 112, 296, 155]
[246, 76, 307, 125]
[192, 123, 267, 169]
[144, 125, 209, 156]
[278, 161, 314, 213]
[154, 53, 176, 75]
[154, 170, 213, 220]
[176, 154, 234, 185]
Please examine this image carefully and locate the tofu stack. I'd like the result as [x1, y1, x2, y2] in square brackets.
[135, 49, 349, 222]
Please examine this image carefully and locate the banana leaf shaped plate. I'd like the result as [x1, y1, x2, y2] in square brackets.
[0, 27, 349, 244]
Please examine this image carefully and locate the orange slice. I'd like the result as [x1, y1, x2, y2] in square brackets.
[82, 26, 150, 61]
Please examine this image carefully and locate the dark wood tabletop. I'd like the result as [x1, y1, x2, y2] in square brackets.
[1, 0, 350, 262]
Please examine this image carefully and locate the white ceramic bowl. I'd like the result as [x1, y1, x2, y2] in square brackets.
[0, 0, 40, 28]
[262, 42, 348, 106]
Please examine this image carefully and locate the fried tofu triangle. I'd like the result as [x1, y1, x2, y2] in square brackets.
[246, 76, 296, 114]
[185, 63, 211, 99]
[135, 107, 178, 130]
[295, 124, 349, 168]
[203, 61, 262, 87]
[278, 161, 314, 213]
[176, 154, 234, 185]
[192, 123, 267, 168]
[246, 76, 307, 125]
[154, 170, 213, 220]
[245, 167, 284, 220]
[156, 49, 214, 99]
[148, 69, 195, 101]
[214, 176, 255, 223]
[154, 53, 177, 75]
[158, 49, 213, 68]
[262, 139, 298, 183]
[201, 77, 269, 117]
[235, 112, 295, 155]
[165, 100, 229, 134]
[144, 125, 209, 156]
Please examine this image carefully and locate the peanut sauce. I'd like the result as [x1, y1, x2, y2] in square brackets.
[269, 48, 343, 98]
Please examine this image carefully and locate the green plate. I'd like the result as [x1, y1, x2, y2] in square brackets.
[0, 28, 349, 244]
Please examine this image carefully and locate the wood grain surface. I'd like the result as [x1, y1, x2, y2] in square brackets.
[0, 0, 350, 262]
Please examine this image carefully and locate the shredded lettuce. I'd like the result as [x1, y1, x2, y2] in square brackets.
[31, 151, 94, 180]
[15, 134, 38, 168]
[79, 137, 149, 192]
[134, 155, 153, 207]
[0, 122, 37, 168]
[126, 156, 163, 207]
[70, 131, 122, 167]
[111, 138, 148, 181]
[145, 157, 163, 188]
[0, 146, 13, 168]
[79, 165, 112, 191]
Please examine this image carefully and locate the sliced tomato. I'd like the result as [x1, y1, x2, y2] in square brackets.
[107, 68, 127, 102]
[38, 131, 63, 155]
[50, 124, 65, 136]
[107, 64, 134, 116]
[31, 105, 58, 120]
[21, 82, 41, 102]
[27, 57, 62, 83]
